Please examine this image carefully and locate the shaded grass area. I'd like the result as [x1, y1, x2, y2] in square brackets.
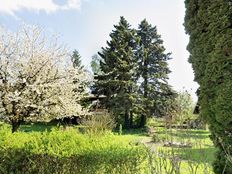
[121, 128, 149, 136]
[19, 123, 54, 132]
[176, 147, 216, 163]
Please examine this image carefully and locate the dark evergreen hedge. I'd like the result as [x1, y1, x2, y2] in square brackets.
[184, 0, 232, 173]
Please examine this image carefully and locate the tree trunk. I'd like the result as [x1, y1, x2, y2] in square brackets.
[124, 110, 130, 129]
[140, 52, 148, 128]
[129, 111, 133, 128]
[139, 114, 147, 128]
[11, 102, 22, 133]
[11, 120, 21, 133]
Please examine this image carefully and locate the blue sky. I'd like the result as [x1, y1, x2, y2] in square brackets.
[0, 0, 199, 100]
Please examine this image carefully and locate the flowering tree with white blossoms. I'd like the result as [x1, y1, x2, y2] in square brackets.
[0, 25, 89, 132]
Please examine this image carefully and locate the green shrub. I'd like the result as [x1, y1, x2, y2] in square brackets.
[0, 125, 146, 174]
[152, 133, 168, 144]
[147, 118, 165, 128]
[184, 0, 232, 172]
[81, 111, 116, 135]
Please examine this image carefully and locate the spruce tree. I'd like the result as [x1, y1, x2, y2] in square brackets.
[95, 17, 139, 129]
[71, 50, 88, 103]
[91, 54, 102, 75]
[71, 50, 84, 69]
[137, 19, 174, 127]
[184, 0, 232, 173]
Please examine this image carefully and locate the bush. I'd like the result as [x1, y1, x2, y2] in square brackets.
[152, 133, 169, 144]
[147, 118, 165, 128]
[0, 125, 146, 174]
[184, 0, 232, 172]
[164, 91, 196, 127]
[81, 111, 116, 134]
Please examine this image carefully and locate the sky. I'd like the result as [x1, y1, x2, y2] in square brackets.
[0, 0, 199, 101]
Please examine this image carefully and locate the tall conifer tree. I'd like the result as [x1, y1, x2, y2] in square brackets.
[95, 17, 139, 128]
[137, 19, 173, 127]
[71, 50, 84, 69]
[71, 50, 88, 102]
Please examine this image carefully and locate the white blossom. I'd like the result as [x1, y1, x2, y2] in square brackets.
[0, 25, 89, 123]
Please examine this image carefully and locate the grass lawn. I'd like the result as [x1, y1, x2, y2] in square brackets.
[117, 120, 216, 173]
[154, 127, 215, 161]
[142, 122, 216, 173]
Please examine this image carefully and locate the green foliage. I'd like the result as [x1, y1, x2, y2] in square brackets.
[71, 50, 90, 109]
[165, 90, 197, 126]
[91, 54, 102, 75]
[94, 16, 139, 129]
[184, 0, 232, 172]
[137, 19, 174, 127]
[0, 121, 219, 174]
[94, 17, 174, 129]
[176, 91, 195, 120]
[71, 50, 84, 69]
[0, 124, 146, 174]
[147, 117, 165, 128]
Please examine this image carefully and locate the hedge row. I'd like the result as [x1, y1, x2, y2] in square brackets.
[0, 125, 146, 174]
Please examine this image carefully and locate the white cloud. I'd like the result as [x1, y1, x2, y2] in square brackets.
[62, 0, 81, 10]
[0, 0, 81, 16]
